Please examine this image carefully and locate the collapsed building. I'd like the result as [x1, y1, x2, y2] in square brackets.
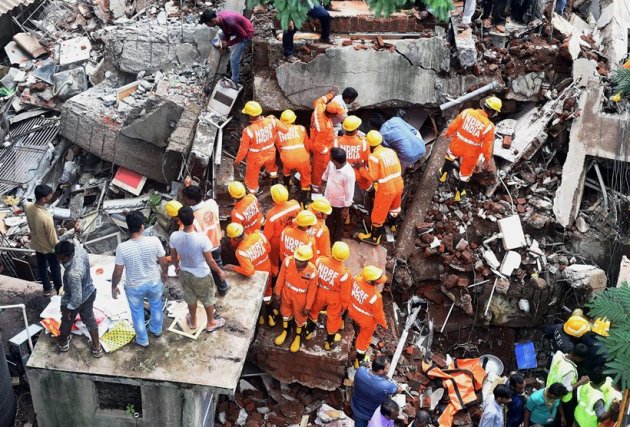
[0, 0, 629, 423]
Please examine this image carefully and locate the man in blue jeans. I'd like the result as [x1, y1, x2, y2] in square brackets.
[112, 211, 169, 347]
[200, 9, 254, 87]
[282, 5, 332, 61]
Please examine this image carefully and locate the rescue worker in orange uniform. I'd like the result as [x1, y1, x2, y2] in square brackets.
[274, 245, 318, 353]
[223, 223, 277, 325]
[333, 115, 371, 190]
[357, 131, 404, 246]
[310, 87, 345, 193]
[263, 184, 301, 276]
[348, 265, 388, 367]
[306, 241, 352, 350]
[279, 210, 318, 262]
[276, 109, 312, 206]
[235, 101, 288, 194]
[439, 96, 501, 202]
[228, 181, 264, 235]
[307, 198, 332, 258]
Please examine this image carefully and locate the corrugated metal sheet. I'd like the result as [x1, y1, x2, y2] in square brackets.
[0, 0, 38, 16]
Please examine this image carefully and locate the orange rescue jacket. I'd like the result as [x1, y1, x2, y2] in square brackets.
[333, 134, 369, 168]
[347, 275, 387, 328]
[236, 115, 287, 163]
[310, 92, 336, 154]
[445, 108, 495, 162]
[275, 124, 310, 164]
[275, 257, 318, 310]
[234, 231, 271, 276]
[263, 200, 301, 244]
[279, 226, 317, 262]
[360, 145, 403, 194]
[315, 256, 351, 294]
[231, 193, 264, 235]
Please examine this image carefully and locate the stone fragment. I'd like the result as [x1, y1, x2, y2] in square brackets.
[563, 264, 607, 292]
[575, 216, 589, 233]
[454, 28, 477, 68]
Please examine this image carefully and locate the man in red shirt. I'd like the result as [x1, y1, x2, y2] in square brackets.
[200, 9, 254, 87]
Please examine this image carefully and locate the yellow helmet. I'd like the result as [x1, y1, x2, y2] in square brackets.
[294, 244, 314, 261]
[331, 241, 350, 261]
[563, 315, 591, 338]
[362, 265, 386, 283]
[281, 109, 297, 124]
[296, 210, 317, 227]
[343, 115, 362, 132]
[270, 184, 289, 204]
[592, 318, 610, 337]
[228, 181, 246, 199]
[484, 96, 502, 113]
[226, 222, 244, 238]
[242, 101, 262, 117]
[366, 130, 383, 147]
[310, 198, 332, 215]
[165, 200, 183, 218]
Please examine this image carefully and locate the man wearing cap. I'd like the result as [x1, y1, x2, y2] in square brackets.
[263, 184, 301, 276]
[223, 223, 275, 325]
[333, 116, 371, 190]
[276, 109, 312, 205]
[439, 96, 501, 202]
[330, 87, 359, 135]
[279, 210, 318, 262]
[306, 241, 352, 350]
[308, 198, 332, 258]
[310, 87, 345, 193]
[235, 101, 289, 194]
[274, 245, 318, 353]
[358, 131, 404, 246]
[348, 265, 388, 367]
[199, 9, 254, 87]
[228, 181, 264, 235]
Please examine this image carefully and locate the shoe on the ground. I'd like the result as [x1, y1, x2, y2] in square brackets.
[58, 335, 72, 352]
[88, 340, 103, 358]
[274, 330, 288, 346]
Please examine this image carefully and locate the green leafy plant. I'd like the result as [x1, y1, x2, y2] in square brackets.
[126, 404, 136, 416]
[611, 68, 630, 98]
[248, 0, 454, 30]
[585, 282, 630, 390]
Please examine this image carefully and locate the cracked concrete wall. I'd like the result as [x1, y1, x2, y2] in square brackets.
[256, 37, 459, 110]
[553, 80, 630, 227]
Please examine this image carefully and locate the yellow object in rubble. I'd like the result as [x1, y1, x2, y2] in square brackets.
[592, 318, 610, 337]
[100, 320, 136, 352]
[610, 93, 622, 102]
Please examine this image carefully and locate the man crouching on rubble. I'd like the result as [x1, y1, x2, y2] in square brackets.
[55, 241, 103, 358]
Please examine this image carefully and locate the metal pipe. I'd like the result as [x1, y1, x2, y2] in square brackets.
[0, 304, 33, 351]
[592, 162, 609, 211]
[440, 81, 501, 111]
[440, 302, 456, 334]
[484, 278, 498, 316]
[0, 247, 35, 253]
[388, 303, 423, 379]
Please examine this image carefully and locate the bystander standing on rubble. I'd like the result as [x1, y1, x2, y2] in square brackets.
[199, 9, 254, 87]
[322, 147, 356, 243]
[282, 4, 332, 62]
[506, 374, 527, 427]
[367, 397, 399, 427]
[111, 211, 169, 347]
[351, 355, 404, 427]
[181, 185, 229, 295]
[25, 185, 66, 296]
[479, 384, 512, 427]
[330, 87, 359, 134]
[169, 207, 226, 333]
[523, 383, 567, 427]
[55, 241, 102, 358]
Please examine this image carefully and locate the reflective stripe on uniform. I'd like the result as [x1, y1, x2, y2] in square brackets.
[269, 204, 300, 223]
[378, 172, 401, 184]
[455, 132, 482, 147]
[369, 294, 377, 304]
[352, 303, 372, 317]
[281, 144, 305, 151]
[286, 282, 307, 293]
[249, 143, 275, 153]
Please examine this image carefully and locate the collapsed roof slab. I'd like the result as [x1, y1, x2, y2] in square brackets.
[60, 86, 186, 183]
[553, 79, 630, 227]
[252, 36, 488, 111]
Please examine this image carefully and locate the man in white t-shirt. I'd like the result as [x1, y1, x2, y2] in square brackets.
[112, 210, 169, 347]
[169, 206, 226, 332]
[322, 147, 356, 243]
[331, 87, 359, 135]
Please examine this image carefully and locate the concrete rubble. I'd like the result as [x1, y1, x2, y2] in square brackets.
[1, 0, 629, 424]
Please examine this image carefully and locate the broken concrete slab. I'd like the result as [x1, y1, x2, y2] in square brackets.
[109, 0, 126, 18]
[596, 0, 630, 65]
[13, 33, 47, 58]
[58, 37, 92, 66]
[507, 72, 544, 101]
[553, 81, 630, 227]
[572, 58, 599, 86]
[454, 27, 477, 68]
[563, 264, 607, 292]
[175, 43, 198, 66]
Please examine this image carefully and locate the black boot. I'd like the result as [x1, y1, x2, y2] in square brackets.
[304, 318, 317, 340]
[282, 174, 292, 188]
[439, 158, 456, 183]
[454, 180, 469, 203]
[386, 215, 401, 233]
[358, 225, 384, 246]
[300, 188, 311, 208]
[354, 351, 366, 368]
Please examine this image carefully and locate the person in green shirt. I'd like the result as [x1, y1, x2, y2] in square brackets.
[524, 383, 568, 427]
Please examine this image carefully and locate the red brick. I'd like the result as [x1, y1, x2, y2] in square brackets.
[342, 39, 353, 46]
[267, 413, 288, 426]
